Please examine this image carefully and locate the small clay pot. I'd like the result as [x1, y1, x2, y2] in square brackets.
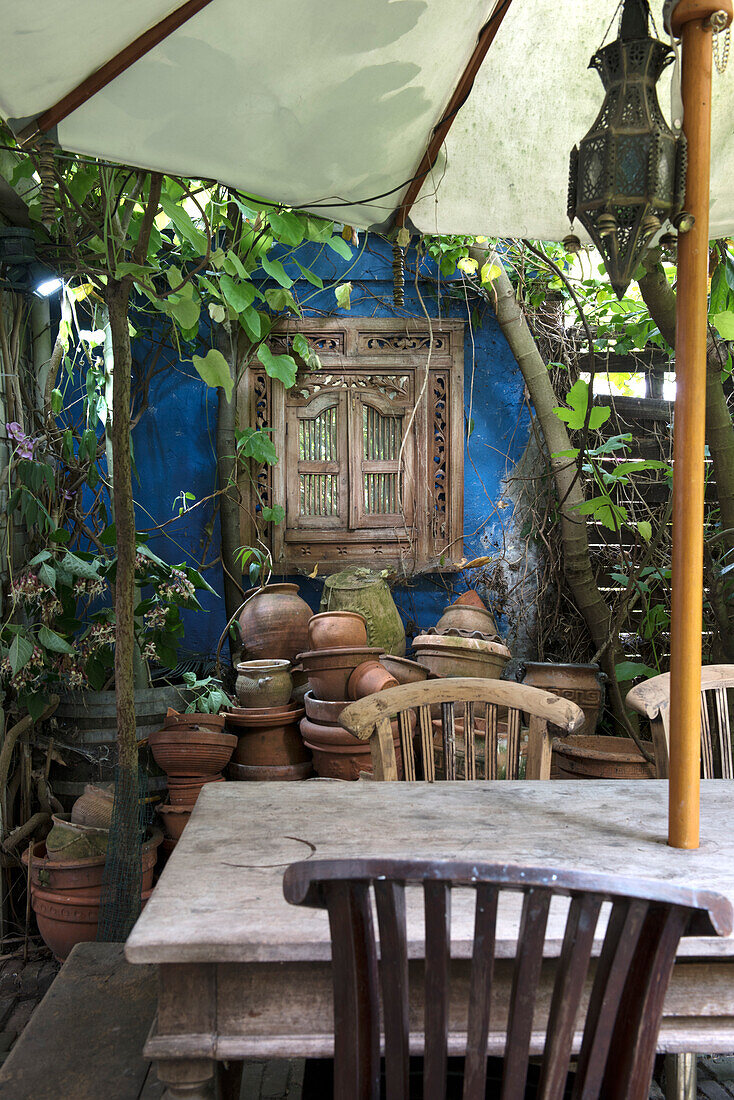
[303, 691, 348, 724]
[347, 660, 399, 700]
[227, 760, 313, 781]
[308, 612, 368, 651]
[70, 784, 114, 829]
[167, 773, 225, 807]
[297, 647, 384, 701]
[235, 659, 292, 709]
[32, 886, 152, 962]
[434, 604, 499, 637]
[156, 803, 192, 841]
[379, 655, 430, 685]
[149, 727, 237, 777]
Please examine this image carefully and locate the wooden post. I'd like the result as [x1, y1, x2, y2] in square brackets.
[668, 0, 732, 849]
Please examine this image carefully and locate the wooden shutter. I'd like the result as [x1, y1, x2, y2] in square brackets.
[285, 391, 348, 531]
[348, 391, 414, 530]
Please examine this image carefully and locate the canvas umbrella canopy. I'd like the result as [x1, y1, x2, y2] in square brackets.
[0, 0, 731, 847]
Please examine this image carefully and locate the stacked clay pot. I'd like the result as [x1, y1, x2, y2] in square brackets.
[225, 659, 311, 780]
[298, 612, 404, 780]
[150, 711, 236, 851]
[23, 792, 162, 961]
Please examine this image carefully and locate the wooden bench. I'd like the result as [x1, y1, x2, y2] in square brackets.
[0, 942, 162, 1100]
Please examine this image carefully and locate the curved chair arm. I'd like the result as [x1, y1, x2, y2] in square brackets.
[340, 677, 585, 741]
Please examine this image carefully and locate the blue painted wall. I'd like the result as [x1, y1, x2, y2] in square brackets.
[131, 237, 528, 658]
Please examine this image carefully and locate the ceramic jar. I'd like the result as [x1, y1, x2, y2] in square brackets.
[308, 611, 368, 650]
[235, 659, 292, 709]
[238, 584, 312, 662]
[434, 604, 499, 637]
[503, 661, 605, 737]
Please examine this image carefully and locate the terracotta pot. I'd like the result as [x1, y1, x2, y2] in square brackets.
[238, 583, 312, 662]
[412, 635, 511, 680]
[434, 604, 499, 637]
[45, 815, 109, 861]
[347, 660, 399, 700]
[23, 831, 162, 898]
[156, 803, 192, 841]
[320, 569, 406, 656]
[32, 886, 152, 962]
[235, 659, 292, 709]
[303, 691, 348, 723]
[297, 647, 384, 701]
[451, 589, 487, 610]
[552, 735, 655, 780]
[226, 701, 298, 717]
[161, 710, 227, 733]
[232, 708, 309, 767]
[167, 773, 225, 807]
[291, 667, 309, 707]
[300, 715, 404, 781]
[227, 760, 313, 781]
[505, 661, 605, 737]
[308, 612, 368, 651]
[379, 655, 430, 685]
[149, 727, 237, 777]
[158, 836, 177, 869]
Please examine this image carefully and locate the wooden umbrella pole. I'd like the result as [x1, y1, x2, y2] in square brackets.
[668, 0, 732, 849]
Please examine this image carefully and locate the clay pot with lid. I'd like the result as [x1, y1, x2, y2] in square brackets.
[235, 659, 292, 709]
[347, 660, 398, 700]
[298, 647, 384, 701]
[308, 612, 368, 651]
[238, 583, 312, 662]
[450, 589, 487, 611]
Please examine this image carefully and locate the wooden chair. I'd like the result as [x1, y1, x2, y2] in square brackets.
[338, 678, 585, 781]
[284, 857, 732, 1100]
[625, 665, 734, 779]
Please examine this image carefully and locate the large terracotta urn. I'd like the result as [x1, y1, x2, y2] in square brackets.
[238, 584, 312, 662]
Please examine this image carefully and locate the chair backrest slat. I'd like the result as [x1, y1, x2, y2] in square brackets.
[462, 884, 499, 1100]
[442, 702, 457, 781]
[501, 888, 551, 1100]
[714, 687, 733, 778]
[506, 708, 521, 781]
[701, 693, 715, 778]
[537, 893, 601, 1100]
[418, 704, 435, 781]
[424, 881, 452, 1100]
[486, 702, 498, 780]
[465, 702, 477, 781]
[285, 859, 730, 1100]
[374, 881, 410, 1100]
[398, 710, 416, 782]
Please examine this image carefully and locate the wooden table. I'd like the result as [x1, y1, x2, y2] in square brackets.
[126, 779, 734, 1097]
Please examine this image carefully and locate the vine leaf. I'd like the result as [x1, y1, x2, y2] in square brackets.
[554, 380, 611, 431]
[256, 344, 297, 389]
[192, 349, 233, 401]
[9, 633, 34, 674]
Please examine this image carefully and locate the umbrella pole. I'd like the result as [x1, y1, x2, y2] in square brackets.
[668, 1, 731, 849]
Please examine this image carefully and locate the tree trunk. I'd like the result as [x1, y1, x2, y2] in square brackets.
[474, 252, 647, 750]
[215, 322, 244, 663]
[638, 253, 734, 660]
[100, 276, 142, 936]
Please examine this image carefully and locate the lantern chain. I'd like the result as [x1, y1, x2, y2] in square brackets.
[712, 23, 730, 74]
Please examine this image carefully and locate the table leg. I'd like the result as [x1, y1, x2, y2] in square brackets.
[217, 1060, 244, 1100]
[664, 1052, 696, 1100]
[156, 1057, 216, 1099]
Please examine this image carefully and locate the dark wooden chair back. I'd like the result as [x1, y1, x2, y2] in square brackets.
[626, 665, 734, 778]
[284, 858, 731, 1100]
[338, 678, 585, 781]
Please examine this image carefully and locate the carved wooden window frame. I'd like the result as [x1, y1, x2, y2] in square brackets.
[238, 317, 464, 574]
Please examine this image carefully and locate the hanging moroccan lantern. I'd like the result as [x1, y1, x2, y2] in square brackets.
[566, 0, 688, 298]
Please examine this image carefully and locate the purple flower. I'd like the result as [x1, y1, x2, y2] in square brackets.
[6, 422, 36, 460]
